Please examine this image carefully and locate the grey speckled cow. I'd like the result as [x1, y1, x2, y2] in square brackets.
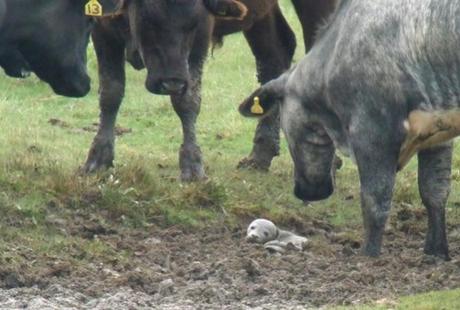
[240, 0, 460, 260]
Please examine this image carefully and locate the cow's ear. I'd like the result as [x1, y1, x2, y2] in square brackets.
[84, 0, 128, 17]
[204, 0, 248, 20]
[239, 79, 286, 118]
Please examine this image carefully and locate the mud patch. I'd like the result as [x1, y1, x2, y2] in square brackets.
[1, 214, 459, 309]
[81, 122, 133, 136]
[48, 119, 132, 136]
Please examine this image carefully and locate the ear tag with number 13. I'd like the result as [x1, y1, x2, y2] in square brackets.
[85, 0, 103, 16]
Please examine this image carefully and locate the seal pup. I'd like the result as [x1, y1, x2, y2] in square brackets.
[246, 219, 308, 253]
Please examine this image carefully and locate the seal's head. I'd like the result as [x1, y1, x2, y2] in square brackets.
[246, 219, 279, 244]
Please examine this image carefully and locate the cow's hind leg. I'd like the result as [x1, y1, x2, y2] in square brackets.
[83, 23, 126, 173]
[238, 6, 296, 170]
[291, 0, 338, 52]
[417, 143, 452, 260]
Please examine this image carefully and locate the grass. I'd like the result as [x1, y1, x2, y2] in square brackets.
[334, 288, 460, 310]
[0, 0, 459, 305]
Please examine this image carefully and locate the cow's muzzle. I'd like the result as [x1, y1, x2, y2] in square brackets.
[294, 178, 334, 202]
[147, 78, 187, 96]
[52, 74, 91, 98]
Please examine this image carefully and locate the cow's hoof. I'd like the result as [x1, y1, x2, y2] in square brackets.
[180, 166, 207, 182]
[82, 160, 113, 174]
[424, 245, 450, 261]
[360, 244, 381, 258]
[82, 143, 114, 174]
[179, 144, 206, 182]
[237, 157, 270, 171]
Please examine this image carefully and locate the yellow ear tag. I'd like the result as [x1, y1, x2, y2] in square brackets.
[251, 96, 264, 115]
[85, 0, 103, 16]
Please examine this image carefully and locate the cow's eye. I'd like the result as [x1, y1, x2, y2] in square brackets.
[264, 232, 269, 237]
[250, 226, 255, 230]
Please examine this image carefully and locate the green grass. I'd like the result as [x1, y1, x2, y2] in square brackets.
[0, 0, 459, 305]
[398, 288, 460, 310]
[334, 288, 460, 310]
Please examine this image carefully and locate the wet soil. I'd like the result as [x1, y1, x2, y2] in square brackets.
[1, 206, 460, 309]
[48, 118, 132, 136]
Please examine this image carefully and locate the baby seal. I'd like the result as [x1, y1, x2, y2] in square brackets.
[246, 219, 308, 253]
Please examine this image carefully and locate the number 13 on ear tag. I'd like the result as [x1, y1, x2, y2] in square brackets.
[85, 0, 103, 16]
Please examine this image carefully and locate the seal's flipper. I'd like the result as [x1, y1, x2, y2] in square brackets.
[264, 240, 287, 253]
[277, 230, 308, 251]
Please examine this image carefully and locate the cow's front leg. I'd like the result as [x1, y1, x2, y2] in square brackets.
[83, 24, 125, 173]
[418, 143, 452, 260]
[238, 7, 296, 170]
[170, 75, 206, 182]
[354, 142, 398, 257]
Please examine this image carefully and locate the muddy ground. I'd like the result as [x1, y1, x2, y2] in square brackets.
[1, 205, 460, 309]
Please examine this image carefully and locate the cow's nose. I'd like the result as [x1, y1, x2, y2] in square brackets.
[52, 74, 91, 98]
[160, 79, 187, 95]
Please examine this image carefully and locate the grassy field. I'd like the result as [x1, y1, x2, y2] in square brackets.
[1, 1, 459, 307]
[334, 288, 460, 310]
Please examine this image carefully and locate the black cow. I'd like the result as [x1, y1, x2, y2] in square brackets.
[83, 0, 248, 181]
[0, 0, 119, 97]
[83, 0, 337, 181]
[0, 0, 4, 26]
[240, 0, 459, 259]
[216, 0, 338, 171]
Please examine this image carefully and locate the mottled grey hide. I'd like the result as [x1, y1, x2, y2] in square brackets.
[240, 0, 459, 259]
